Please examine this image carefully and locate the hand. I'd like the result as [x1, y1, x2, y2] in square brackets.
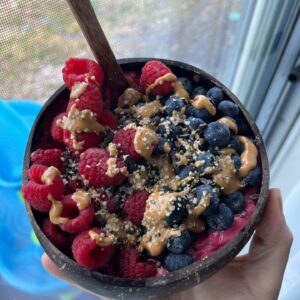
[42, 189, 293, 300]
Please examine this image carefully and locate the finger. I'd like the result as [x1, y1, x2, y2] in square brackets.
[247, 188, 293, 296]
[41, 253, 113, 299]
[41, 253, 77, 285]
[249, 188, 293, 258]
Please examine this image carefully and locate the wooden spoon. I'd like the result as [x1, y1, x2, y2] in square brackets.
[66, 0, 129, 99]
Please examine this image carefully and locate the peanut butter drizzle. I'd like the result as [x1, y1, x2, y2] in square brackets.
[217, 117, 238, 135]
[175, 153, 189, 166]
[191, 95, 216, 115]
[141, 192, 183, 256]
[118, 99, 162, 120]
[145, 73, 177, 96]
[106, 158, 128, 177]
[218, 148, 237, 155]
[195, 160, 205, 168]
[58, 105, 106, 150]
[117, 88, 141, 108]
[150, 155, 179, 191]
[141, 227, 181, 257]
[191, 192, 211, 216]
[163, 142, 171, 153]
[133, 127, 159, 159]
[213, 155, 241, 195]
[48, 194, 69, 225]
[135, 100, 162, 118]
[41, 166, 61, 185]
[238, 136, 258, 178]
[89, 230, 115, 247]
[70, 82, 88, 99]
[173, 80, 190, 101]
[71, 190, 91, 211]
[108, 143, 118, 157]
[183, 216, 205, 233]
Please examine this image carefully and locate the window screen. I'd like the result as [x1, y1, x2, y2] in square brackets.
[0, 0, 251, 102]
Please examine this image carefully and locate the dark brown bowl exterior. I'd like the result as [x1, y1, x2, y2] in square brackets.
[23, 58, 269, 299]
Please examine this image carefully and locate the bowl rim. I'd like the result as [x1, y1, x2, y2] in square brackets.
[23, 57, 269, 290]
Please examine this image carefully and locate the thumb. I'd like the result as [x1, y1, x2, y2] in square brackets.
[247, 188, 293, 297]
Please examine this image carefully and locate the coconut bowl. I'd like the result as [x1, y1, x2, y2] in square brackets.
[23, 58, 269, 299]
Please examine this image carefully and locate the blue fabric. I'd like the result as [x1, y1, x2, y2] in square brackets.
[0, 99, 69, 294]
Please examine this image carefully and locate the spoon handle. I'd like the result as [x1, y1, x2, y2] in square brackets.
[66, 0, 128, 98]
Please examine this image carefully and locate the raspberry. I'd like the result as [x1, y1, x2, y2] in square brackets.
[22, 165, 64, 212]
[79, 148, 127, 187]
[27, 164, 48, 183]
[140, 60, 175, 96]
[112, 128, 142, 160]
[67, 82, 103, 120]
[63, 130, 102, 153]
[118, 247, 157, 278]
[42, 218, 70, 250]
[124, 71, 141, 91]
[72, 228, 115, 270]
[98, 110, 118, 130]
[51, 113, 66, 143]
[124, 191, 149, 225]
[31, 148, 63, 170]
[62, 58, 104, 90]
[59, 194, 94, 233]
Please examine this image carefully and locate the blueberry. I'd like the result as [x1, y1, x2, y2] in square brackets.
[178, 77, 193, 95]
[124, 156, 139, 173]
[206, 87, 224, 105]
[159, 96, 169, 106]
[231, 154, 241, 170]
[235, 117, 249, 135]
[228, 135, 243, 153]
[195, 184, 220, 217]
[186, 105, 214, 123]
[166, 196, 188, 227]
[178, 166, 195, 180]
[169, 124, 182, 139]
[218, 100, 239, 119]
[186, 116, 206, 130]
[195, 152, 216, 173]
[155, 138, 172, 154]
[205, 203, 234, 231]
[204, 122, 231, 147]
[191, 86, 207, 98]
[164, 253, 194, 271]
[136, 102, 145, 108]
[223, 191, 245, 213]
[244, 166, 262, 186]
[167, 230, 192, 254]
[175, 166, 184, 175]
[165, 96, 186, 115]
